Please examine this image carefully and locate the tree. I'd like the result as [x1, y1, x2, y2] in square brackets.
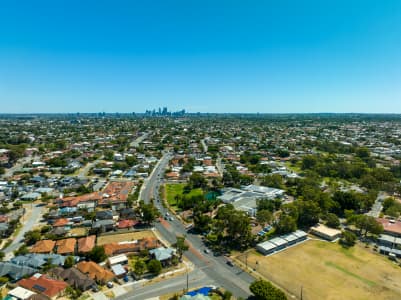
[353, 215, 383, 237]
[340, 231, 357, 248]
[88, 246, 107, 263]
[250, 279, 287, 300]
[64, 255, 75, 268]
[133, 260, 146, 278]
[14, 245, 29, 256]
[256, 210, 273, 227]
[301, 155, 318, 170]
[325, 213, 340, 229]
[24, 230, 41, 245]
[174, 235, 189, 260]
[65, 286, 82, 300]
[223, 290, 233, 300]
[296, 200, 320, 227]
[147, 259, 162, 275]
[261, 174, 284, 189]
[188, 173, 207, 189]
[139, 201, 160, 224]
[276, 215, 297, 234]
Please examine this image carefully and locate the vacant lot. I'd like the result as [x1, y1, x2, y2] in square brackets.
[165, 183, 203, 209]
[69, 227, 87, 237]
[237, 240, 401, 300]
[97, 230, 156, 245]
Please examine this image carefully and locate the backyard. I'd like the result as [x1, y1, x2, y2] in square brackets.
[236, 240, 401, 300]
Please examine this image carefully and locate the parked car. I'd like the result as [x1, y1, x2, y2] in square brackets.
[107, 282, 114, 288]
[226, 260, 234, 267]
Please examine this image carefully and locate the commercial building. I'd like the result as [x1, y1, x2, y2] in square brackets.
[218, 185, 285, 217]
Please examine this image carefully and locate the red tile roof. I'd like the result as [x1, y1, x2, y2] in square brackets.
[53, 218, 69, 227]
[77, 235, 96, 253]
[98, 181, 134, 204]
[117, 220, 137, 229]
[60, 192, 103, 207]
[56, 238, 77, 254]
[17, 274, 68, 298]
[76, 261, 114, 283]
[30, 240, 56, 253]
[377, 218, 401, 236]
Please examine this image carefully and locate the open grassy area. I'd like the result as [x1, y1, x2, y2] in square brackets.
[97, 230, 156, 245]
[236, 240, 401, 300]
[165, 183, 203, 210]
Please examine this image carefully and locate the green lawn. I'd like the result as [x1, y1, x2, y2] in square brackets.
[165, 183, 203, 210]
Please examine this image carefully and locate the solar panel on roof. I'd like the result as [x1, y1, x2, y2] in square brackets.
[33, 284, 47, 292]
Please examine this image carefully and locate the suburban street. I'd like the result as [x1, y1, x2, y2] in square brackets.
[1, 156, 33, 179]
[367, 191, 387, 218]
[3, 203, 45, 260]
[136, 152, 254, 299]
[130, 132, 150, 148]
[77, 158, 102, 179]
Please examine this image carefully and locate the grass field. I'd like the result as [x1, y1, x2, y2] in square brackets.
[165, 183, 203, 209]
[97, 230, 156, 245]
[236, 240, 401, 300]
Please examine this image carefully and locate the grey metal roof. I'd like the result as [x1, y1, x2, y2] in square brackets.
[149, 247, 175, 261]
[0, 262, 38, 280]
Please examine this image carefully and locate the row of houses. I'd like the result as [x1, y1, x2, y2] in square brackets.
[30, 236, 96, 255]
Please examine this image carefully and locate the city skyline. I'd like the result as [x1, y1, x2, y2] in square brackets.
[1, 1, 401, 113]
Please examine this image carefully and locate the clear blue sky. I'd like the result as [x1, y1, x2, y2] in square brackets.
[0, 0, 400, 113]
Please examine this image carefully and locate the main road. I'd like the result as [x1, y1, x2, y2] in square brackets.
[128, 151, 254, 299]
[119, 268, 214, 300]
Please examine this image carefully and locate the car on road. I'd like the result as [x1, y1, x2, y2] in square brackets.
[168, 216, 174, 221]
[204, 248, 210, 254]
[226, 260, 234, 267]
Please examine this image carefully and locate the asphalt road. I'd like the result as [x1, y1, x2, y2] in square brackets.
[138, 152, 254, 299]
[3, 203, 45, 259]
[130, 132, 150, 148]
[116, 268, 215, 300]
[366, 191, 386, 218]
[1, 156, 33, 179]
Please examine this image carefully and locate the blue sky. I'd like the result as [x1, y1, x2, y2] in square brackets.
[0, 0, 400, 113]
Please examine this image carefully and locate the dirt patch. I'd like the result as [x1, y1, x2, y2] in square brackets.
[97, 230, 156, 245]
[68, 227, 88, 237]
